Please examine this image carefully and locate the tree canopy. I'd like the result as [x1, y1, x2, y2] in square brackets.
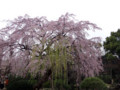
[103, 29, 120, 85]
[104, 29, 120, 59]
[0, 13, 103, 86]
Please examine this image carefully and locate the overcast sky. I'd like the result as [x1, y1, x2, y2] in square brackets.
[0, 0, 120, 42]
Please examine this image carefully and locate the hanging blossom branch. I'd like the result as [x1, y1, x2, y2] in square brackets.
[0, 13, 103, 83]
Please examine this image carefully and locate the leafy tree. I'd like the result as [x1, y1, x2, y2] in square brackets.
[104, 29, 120, 59]
[103, 29, 120, 84]
[0, 13, 103, 89]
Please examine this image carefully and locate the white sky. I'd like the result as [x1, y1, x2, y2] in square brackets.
[0, 0, 120, 42]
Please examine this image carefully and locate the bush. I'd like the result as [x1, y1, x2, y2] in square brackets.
[7, 79, 37, 90]
[6, 75, 37, 90]
[80, 77, 108, 90]
[8, 75, 23, 83]
[43, 79, 72, 90]
[114, 75, 120, 83]
[54, 79, 71, 90]
[98, 75, 112, 84]
[42, 81, 51, 88]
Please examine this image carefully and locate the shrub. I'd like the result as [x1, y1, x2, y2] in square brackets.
[98, 75, 112, 84]
[54, 79, 71, 90]
[42, 81, 51, 88]
[7, 79, 37, 90]
[43, 79, 72, 89]
[80, 77, 108, 90]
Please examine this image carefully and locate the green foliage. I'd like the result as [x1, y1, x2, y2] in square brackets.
[103, 29, 120, 85]
[7, 80, 37, 90]
[7, 75, 37, 90]
[80, 77, 108, 90]
[7, 75, 23, 84]
[114, 75, 120, 83]
[45, 42, 72, 88]
[42, 79, 72, 90]
[42, 81, 51, 88]
[54, 79, 71, 90]
[98, 75, 112, 84]
[105, 53, 117, 61]
[104, 29, 120, 58]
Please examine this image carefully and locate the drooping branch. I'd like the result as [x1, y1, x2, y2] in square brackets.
[0, 13, 103, 83]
